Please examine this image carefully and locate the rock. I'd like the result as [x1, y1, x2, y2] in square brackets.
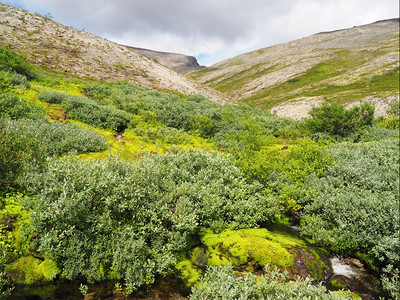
[124, 46, 205, 74]
[176, 228, 332, 286]
[343, 258, 364, 268]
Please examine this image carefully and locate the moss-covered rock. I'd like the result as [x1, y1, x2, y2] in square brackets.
[5, 256, 60, 284]
[176, 228, 332, 286]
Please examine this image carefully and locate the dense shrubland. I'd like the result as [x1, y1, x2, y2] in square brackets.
[0, 44, 398, 299]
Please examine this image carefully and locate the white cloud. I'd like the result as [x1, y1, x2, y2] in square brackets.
[4, 0, 399, 65]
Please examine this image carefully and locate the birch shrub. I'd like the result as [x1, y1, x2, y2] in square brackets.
[22, 151, 276, 293]
[190, 264, 354, 300]
[300, 138, 399, 295]
[7, 119, 108, 156]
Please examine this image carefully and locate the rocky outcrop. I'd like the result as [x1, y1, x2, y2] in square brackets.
[125, 46, 205, 74]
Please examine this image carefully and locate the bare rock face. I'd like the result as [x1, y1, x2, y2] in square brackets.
[124, 46, 205, 74]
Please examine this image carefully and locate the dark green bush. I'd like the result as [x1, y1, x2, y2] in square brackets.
[300, 138, 399, 266]
[0, 44, 36, 79]
[0, 93, 46, 120]
[305, 100, 374, 137]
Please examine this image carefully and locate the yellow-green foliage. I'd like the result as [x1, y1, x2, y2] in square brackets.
[176, 228, 332, 286]
[4, 256, 59, 284]
[175, 259, 202, 286]
[0, 194, 33, 257]
[37, 259, 60, 281]
[200, 228, 302, 268]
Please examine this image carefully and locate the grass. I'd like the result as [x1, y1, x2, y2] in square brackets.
[242, 49, 399, 109]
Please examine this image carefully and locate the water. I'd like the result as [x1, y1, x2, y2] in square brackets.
[328, 256, 384, 299]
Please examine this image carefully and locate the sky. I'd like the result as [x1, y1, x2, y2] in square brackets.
[3, 0, 399, 66]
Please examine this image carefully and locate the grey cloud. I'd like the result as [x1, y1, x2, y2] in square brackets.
[6, 0, 399, 65]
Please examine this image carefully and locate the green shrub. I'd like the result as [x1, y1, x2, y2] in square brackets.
[190, 264, 354, 299]
[300, 138, 399, 266]
[22, 151, 276, 291]
[0, 44, 35, 79]
[7, 119, 108, 156]
[38, 91, 70, 104]
[61, 95, 133, 131]
[0, 117, 42, 191]
[0, 94, 46, 120]
[305, 100, 374, 137]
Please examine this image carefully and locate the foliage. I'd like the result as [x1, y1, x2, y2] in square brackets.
[38, 91, 134, 131]
[4, 256, 59, 284]
[0, 117, 42, 191]
[8, 119, 108, 157]
[304, 100, 374, 137]
[189, 264, 354, 300]
[22, 151, 275, 292]
[0, 93, 46, 120]
[0, 44, 36, 79]
[178, 228, 331, 285]
[300, 138, 399, 272]
[38, 91, 70, 104]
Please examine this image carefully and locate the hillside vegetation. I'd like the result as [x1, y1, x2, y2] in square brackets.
[190, 19, 399, 117]
[0, 42, 399, 299]
[0, 3, 225, 104]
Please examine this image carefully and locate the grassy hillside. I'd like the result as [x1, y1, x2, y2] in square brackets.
[0, 3, 226, 104]
[0, 31, 399, 300]
[190, 19, 399, 115]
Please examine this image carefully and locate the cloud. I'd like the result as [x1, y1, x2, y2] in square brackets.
[4, 0, 399, 65]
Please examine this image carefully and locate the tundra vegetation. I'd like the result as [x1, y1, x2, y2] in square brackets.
[0, 44, 399, 299]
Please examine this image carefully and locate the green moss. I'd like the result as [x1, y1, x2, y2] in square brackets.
[331, 278, 347, 289]
[175, 259, 202, 286]
[200, 228, 307, 268]
[37, 259, 60, 281]
[5, 256, 60, 284]
[5, 256, 42, 284]
[332, 291, 361, 299]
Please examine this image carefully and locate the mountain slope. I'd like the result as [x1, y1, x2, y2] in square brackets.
[124, 46, 205, 74]
[190, 19, 399, 114]
[0, 3, 226, 103]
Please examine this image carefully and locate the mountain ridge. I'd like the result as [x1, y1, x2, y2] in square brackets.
[124, 46, 205, 74]
[0, 3, 226, 104]
[190, 18, 399, 118]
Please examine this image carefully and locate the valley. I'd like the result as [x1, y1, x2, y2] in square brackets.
[0, 3, 399, 300]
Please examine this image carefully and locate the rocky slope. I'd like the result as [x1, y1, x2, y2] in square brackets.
[0, 4, 226, 103]
[190, 19, 399, 117]
[124, 46, 205, 74]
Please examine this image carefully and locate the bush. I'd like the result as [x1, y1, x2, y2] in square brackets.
[305, 100, 374, 137]
[190, 264, 354, 299]
[0, 44, 35, 79]
[7, 119, 108, 157]
[38, 91, 70, 104]
[22, 151, 276, 291]
[61, 95, 133, 131]
[300, 138, 399, 266]
[0, 117, 42, 191]
[0, 94, 46, 120]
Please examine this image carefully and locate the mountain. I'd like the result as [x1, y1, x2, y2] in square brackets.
[190, 19, 399, 118]
[0, 3, 226, 103]
[124, 46, 205, 74]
